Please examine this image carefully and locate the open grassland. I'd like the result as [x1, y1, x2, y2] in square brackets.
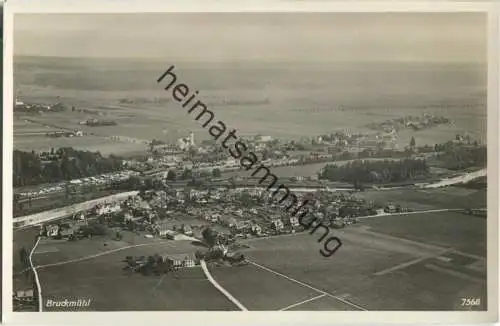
[207, 264, 354, 311]
[14, 118, 63, 134]
[33, 238, 238, 311]
[359, 187, 487, 211]
[362, 211, 486, 256]
[13, 227, 40, 274]
[237, 213, 486, 311]
[33, 235, 198, 268]
[38, 261, 237, 311]
[14, 133, 147, 156]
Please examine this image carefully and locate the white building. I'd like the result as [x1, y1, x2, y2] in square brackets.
[272, 219, 284, 231]
[289, 216, 300, 228]
[96, 203, 121, 216]
[46, 224, 59, 237]
[177, 132, 195, 151]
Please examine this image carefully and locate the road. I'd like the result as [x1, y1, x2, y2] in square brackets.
[422, 168, 486, 189]
[29, 237, 43, 312]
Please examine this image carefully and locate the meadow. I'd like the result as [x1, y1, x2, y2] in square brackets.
[358, 187, 487, 211]
[38, 260, 237, 311]
[237, 210, 486, 311]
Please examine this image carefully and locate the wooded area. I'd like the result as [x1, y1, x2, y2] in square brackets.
[13, 148, 123, 187]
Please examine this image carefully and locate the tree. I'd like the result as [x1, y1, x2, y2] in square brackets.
[261, 149, 270, 161]
[202, 227, 218, 248]
[166, 170, 177, 181]
[115, 231, 123, 241]
[353, 180, 365, 191]
[228, 177, 236, 189]
[181, 169, 193, 180]
[195, 250, 206, 261]
[19, 247, 29, 269]
[212, 168, 221, 178]
[410, 136, 416, 149]
[200, 170, 211, 178]
[13, 194, 21, 211]
[239, 190, 253, 206]
[64, 182, 71, 202]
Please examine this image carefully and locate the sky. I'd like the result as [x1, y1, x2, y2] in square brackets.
[14, 13, 487, 63]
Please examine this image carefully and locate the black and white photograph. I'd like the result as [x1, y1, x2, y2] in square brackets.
[3, 1, 499, 324]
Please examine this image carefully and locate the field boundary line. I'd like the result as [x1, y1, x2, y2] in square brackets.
[29, 236, 43, 312]
[424, 264, 486, 284]
[200, 260, 248, 311]
[247, 259, 367, 311]
[280, 294, 326, 311]
[356, 208, 463, 220]
[373, 248, 453, 276]
[349, 226, 452, 252]
[450, 249, 485, 260]
[36, 240, 173, 269]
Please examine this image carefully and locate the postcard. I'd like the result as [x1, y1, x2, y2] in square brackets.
[2, 0, 498, 325]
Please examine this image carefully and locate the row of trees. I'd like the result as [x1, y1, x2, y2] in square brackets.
[13, 148, 123, 187]
[318, 158, 429, 184]
[436, 145, 486, 170]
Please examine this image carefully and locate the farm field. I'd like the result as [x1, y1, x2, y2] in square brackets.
[14, 118, 63, 134]
[362, 211, 486, 257]
[13, 227, 40, 274]
[33, 238, 238, 311]
[19, 205, 486, 311]
[358, 187, 487, 211]
[14, 130, 147, 156]
[32, 236, 198, 268]
[235, 213, 486, 311]
[38, 260, 237, 311]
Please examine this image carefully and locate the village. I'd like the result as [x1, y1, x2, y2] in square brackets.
[34, 184, 410, 263]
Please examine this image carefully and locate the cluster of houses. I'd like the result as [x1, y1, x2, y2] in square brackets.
[39, 176, 410, 247]
[14, 98, 66, 113]
[79, 118, 117, 126]
[13, 288, 36, 311]
[124, 253, 197, 275]
[45, 130, 84, 138]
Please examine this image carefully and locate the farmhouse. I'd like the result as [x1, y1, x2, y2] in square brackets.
[250, 223, 262, 235]
[271, 219, 284, 232]
[231, 220, 251, 233]
[60, 228, 75, 239]
[15, 289, 34, 302]
[95, 203, 121, 216]
[46, 224, 60, 237]
[384, 204, 397, 213]
[163, 254, 197, 268]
